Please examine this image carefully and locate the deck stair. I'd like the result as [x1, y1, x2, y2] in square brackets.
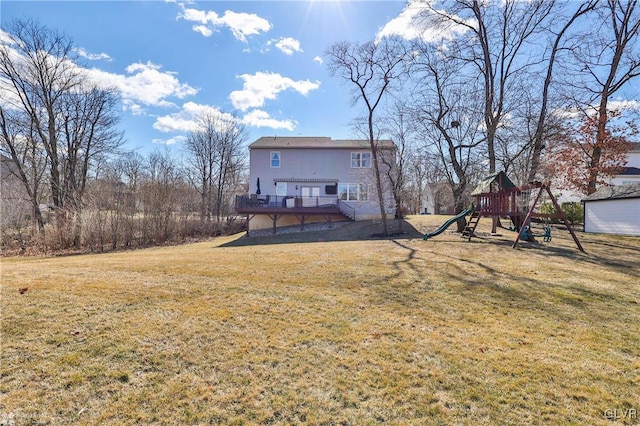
[336, 200, 356, 221]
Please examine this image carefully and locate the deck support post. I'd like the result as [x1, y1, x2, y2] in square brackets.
[245, 214, 255, 237]
[294, 214, 307, 230]
[267, 214, 281, 234]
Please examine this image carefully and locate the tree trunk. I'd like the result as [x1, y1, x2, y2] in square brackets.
[452, 184, 467, 233]
[369, 117, 389, 237]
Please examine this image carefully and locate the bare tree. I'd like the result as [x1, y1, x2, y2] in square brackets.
[1, 19, 123, 246]
[0, 107, 48, 233]
[379, 101, 417, 232]
[404, 150, 436, 215]
[409, 41, 485, 231]
[412, 0, 556, 232]
[326, 37, 408, 236]
[422, 0, 556, 175]
[0, 177, 32, 251]
[184, 112, 246, 228]
[113, 151, 144, 247]
[0, 19, 81, 211]
[143, 149, 182, 243]
[566, 0, 640, 194]
[59, 86, 124, 245]
[526, 1, 598, 182]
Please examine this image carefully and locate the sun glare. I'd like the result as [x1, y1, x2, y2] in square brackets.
[302, 0, 348, 37]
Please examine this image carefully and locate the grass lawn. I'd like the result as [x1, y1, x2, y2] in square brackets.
[1, 215, 639, 425]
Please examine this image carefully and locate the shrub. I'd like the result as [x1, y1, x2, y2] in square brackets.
[539, 202, 583, 225]
[561, 202, 584, 225]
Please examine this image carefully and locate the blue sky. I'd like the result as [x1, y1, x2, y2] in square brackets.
[2, 0, 410, 153]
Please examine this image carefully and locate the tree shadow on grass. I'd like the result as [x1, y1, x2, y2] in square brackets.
[365, 242, 638, 327]
[355, 227, 638, 324]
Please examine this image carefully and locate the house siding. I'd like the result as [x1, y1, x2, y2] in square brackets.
[611, 144, 640, 185]
[247, 138, 396, 230]
[584, 198, 640, 236]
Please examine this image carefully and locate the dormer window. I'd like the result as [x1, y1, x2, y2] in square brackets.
[270, 151, 281, 168]
[351, 152, 371, 168]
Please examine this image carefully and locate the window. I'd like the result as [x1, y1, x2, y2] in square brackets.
[270, 151, 281, 168]
[351, 152, 371, 168]
[338, 183, 368, 201]
[275, 182, 287, 196]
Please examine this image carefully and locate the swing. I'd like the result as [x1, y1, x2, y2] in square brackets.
[520, 222, 552, 242]
[542, 224, 552, 242]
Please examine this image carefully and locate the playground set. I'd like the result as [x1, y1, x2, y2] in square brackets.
[423, 172, 585, 252]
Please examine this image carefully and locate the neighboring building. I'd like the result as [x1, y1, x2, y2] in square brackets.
[236, 136, 397, 232]
[420, 182, 455, 215]
[611, 142, 640, 186]
[420, 184, 436, 214]
[579, 143, 640, 236]
[583, 183, 640, 236]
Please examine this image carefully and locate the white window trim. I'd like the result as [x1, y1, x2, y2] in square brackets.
[270, 151, 281, 168]
[338, 183, 368, 201]
[351, 151, 372, 168]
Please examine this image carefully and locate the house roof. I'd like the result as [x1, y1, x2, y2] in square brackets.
[1, 154, 19, 178]
[470, 171, 517, 196]
[582, 183, 640, 202]
[620, 166, 640, 176]
[249, 136, 396, 150]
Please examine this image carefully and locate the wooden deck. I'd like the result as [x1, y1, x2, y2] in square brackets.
[235, 195, 355, 235]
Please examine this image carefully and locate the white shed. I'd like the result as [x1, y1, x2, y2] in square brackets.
[582, 184, 640, 236]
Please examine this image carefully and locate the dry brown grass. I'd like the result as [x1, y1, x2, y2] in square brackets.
[1, 215, 639, 425]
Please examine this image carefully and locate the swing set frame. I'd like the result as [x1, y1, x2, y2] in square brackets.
[471, 179, 585, 253]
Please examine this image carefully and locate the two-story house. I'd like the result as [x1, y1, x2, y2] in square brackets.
[236, 136, 397, 233]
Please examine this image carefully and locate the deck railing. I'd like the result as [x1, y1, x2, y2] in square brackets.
[235, 194, 358, 221]
[235, 194, 340, 209]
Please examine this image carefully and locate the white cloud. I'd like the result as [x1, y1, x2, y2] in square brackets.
[242, 110, 295, 131]
[86, 61, 198, 114]
[2, 32, 195, 119]
[178, 4, 271, 42]
[274, 37, 303, 55]
[0, 29, 15, 45]
[609, 99, 640, 112]
[377, 0, 471, 43]
[552, 99, 640, 121]
[223, 10, 272, 42]
[153, 102, 237, 133]
[313, 56, 323, 65]
[152, 135, 187, 145]
[74, 47, 112, 62]
[192, 25, 214, 37]
[229, 71, 320, 112]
